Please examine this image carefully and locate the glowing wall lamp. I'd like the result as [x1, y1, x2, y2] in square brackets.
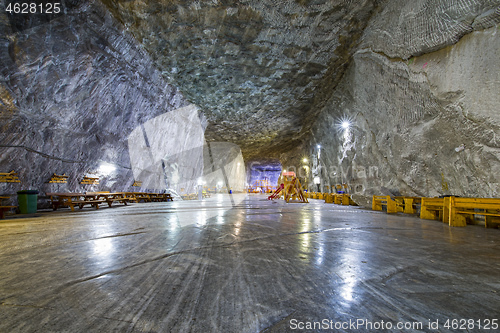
[341, 121, 351, 129]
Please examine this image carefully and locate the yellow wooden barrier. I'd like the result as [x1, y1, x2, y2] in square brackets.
[395, 196, 421, 214]
[334, 194, 342, 205]
[420, 197, 445, 221]
[324, 193, 333, 203]
[448, 197, 500, 228]
[341, 194, 350, 206]
[372, 195, 398, 213]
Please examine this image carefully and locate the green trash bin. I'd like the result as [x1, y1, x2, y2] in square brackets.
[17, 190, 39, 214]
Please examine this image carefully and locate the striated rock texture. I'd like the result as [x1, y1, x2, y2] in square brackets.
[100, 0, 379, 159]
[0, 2, 189, 198]
[295, 1, 500, 205]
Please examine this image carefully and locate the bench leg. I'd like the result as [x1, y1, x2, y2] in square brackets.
[449, 197, 466, 227]
[403, 199, 415, 214]
[372, 199, 382, 211]
[395, 198, 404, 213]
[420, 200, 438, 220]
[441, 197, 450, 224]
[342, 194, 349, 206]
[485, 212, 500, 228]
[449, 213, 467, 227]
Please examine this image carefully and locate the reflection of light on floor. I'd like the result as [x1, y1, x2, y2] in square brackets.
[339, 248, 360, 302]
[92, 238, 114, 259]
[169, 214, 180, 232]
[316, 243, 324, 265]
[197, 209, 207, 225]
[234, 220, 241, 235]
[217, 209, 225, 224]
[90, 224, 115, 263]
[340, 277, 356, 302]
[300, 218, 311, 253]
[313, 210, 321, 226]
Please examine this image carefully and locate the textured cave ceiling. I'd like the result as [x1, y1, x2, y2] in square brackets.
[95, 0, 378, 159]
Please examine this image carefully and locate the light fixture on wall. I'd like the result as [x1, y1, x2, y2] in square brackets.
[337, 115, 354, 132]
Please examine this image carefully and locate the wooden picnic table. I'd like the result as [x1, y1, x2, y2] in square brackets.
[47, 191, 173, 212]
[130, 192, 173, 202]
[90, 192, 137, 207]
[47, 192, 136, 211]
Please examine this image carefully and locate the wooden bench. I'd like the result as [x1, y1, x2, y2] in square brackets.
[90, 192, 135, 207]
[48, 192, 83, 211]
[420, 197, 447, 222]
[372, 195, 399, 213]
[149, 193, 166, 202]
[122, 192, 139, 203]
[335, 193, 352, 206]
[448, 197, 500, 228]
[395, 196, 422, 214]
[133, 192, 152, 202]
[181, 193, 197, 200]
[47, 192, 105, 211]
[325, 193, 354, 206]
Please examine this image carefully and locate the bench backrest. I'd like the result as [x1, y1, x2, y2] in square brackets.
[452, 197, 500, 210]
[421, 198, 444, 206]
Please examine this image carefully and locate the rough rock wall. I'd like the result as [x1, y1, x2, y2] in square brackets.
[0, 2, 189, 199]
[299, 0, 500, 206]
[100, 0, 379, 159]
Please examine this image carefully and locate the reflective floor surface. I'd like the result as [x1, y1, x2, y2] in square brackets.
[0, 194, 499, 332]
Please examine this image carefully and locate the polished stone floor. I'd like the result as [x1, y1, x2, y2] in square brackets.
[0, 194, 499, 332]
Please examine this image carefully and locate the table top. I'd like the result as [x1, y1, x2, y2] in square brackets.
[46, 192, 85, 197]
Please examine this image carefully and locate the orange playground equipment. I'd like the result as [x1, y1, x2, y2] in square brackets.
[268, 172, 308, 203]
